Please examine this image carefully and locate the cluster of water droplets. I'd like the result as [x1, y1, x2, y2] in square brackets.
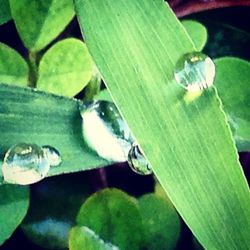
[80, 100, 152, 175]
[2, 143, 61, 185]
[79, 52, 215, 173]
[1, 52, 215, 183]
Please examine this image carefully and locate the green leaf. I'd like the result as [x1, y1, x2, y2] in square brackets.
[69, 226, 120, 250]
[37, 38, 93, 97]
[9, 0, 75, 51]
[76, 188, 144, 250]
[215, 57, 250, 151]
[0, 42, 29, 86]
[22, 174, 92, 249]
[0, 0, 11, 25]
[0, 84, 109, 184]
[181, 20, 207, 51]
[95, 89, 113, 103]
[75, 0, 250, 249]
[139, 194, 181, 250]
[0, 185, 29, 245]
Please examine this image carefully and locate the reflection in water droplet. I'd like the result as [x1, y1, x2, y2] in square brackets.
[42, 145, 62, 167]
[80, 100, 134, 162]
[2, 143, 50, 185]
[174, 52, 215, 92]
[128, 144, 152, 175]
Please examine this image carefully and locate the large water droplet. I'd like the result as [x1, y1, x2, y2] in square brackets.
[128, 144, 152, 175]
[42, 145, 62, 167]
[80, 100, 134, 162]
[2, 143, 50, 185]
[174, 52, 215, 92]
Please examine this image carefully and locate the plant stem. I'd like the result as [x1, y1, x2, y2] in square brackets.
[28, 51, 38, 88]
[83, 65, 102, 101]
[169, 0, 250, 17]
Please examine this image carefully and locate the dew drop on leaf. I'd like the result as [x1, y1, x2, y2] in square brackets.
[42, 145, 62, 167]
[128, 144, 152, 175]
[174, 52, 215, 92]
[80, 100, 134, 162]
[2, 143, 50, 185]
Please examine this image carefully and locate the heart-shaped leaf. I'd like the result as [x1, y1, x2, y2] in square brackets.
[0, 185, 29, 245]
[9, 0, 75, 51]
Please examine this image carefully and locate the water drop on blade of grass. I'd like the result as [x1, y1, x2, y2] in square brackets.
[2, 143, 50, 185]
[80, 100, 134, 162]
[42, 145, 62, 167]
[128, 144, 153, 175]
[174, 52, 215, 92]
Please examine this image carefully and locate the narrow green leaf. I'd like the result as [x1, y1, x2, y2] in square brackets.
[75, 0, 250, 249]
[0, 84, 109, 184]
[0, 0, 11, 25]
[215, 57, 250, 151]
[0, 185, 29, 245]
[69, 226, 120, 250]
[139, 194, 181, 250]
[22, 175, 92, 249]
[181, 20, 207, 51]
[9, 0, 75, 51]
[76, 189, 144, 250]
[37, 38, 93, 97]
[0, 42, 29, 86]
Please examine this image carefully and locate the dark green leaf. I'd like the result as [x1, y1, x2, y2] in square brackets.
[182, 20, 207, 51]
[204, 22, 250, 60]
[215, 57, 250, 151]
[69, 226, 120, 250]
[0, 0, 11, 25]
[0, 185, 29, 245]
[22, 174, 92, 249]
[9, 0, 75, 51]
[75, 0, 250, 249]
[139, 194, 181, 250]
[76, 188, 144, 250]
[37, 38, 93, 97]
[0, 42, 29, 86]
[0, 84, 110, 184]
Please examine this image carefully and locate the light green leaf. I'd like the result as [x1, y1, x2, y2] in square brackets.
[215, 57, 250, 151]
[0, 185, 29, 245]
[76, 189, 144, 250]
[37, 38, 93, 97]
[22, 175, 92, 249]
[0, 42, 29, 86]
[0, 84, 110, 184]
[75, 0, 250, 249]
[9, 0, 75, 51]
[69, 226, 120, 250]
[182, 20, 207, 51]
[0, 0, 11, 25]
[139, 194, 181, 250]
[95, 89, 113, 102]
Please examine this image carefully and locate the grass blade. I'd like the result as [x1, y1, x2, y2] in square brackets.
[75, 0, 250, 248]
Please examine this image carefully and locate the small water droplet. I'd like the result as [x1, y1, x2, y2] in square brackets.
[174, 52, 215, 92]
[128, 144, 152, 175]
[80, 100, 134, 162]
[42, 145, 62, 167]
[2, 143, 50, 185]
